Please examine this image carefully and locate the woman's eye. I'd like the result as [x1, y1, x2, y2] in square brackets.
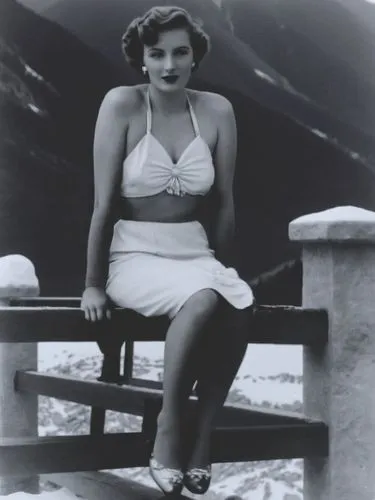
[150, 52, 163, 59]
[176, 49, 189, 56]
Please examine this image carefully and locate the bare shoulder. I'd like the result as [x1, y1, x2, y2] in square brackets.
[99, 85, 145, 118]
[190, 89, 234, 116]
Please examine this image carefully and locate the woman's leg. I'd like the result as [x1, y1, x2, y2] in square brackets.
[187, 303, 252, 468]
[152, 288, 220, 468]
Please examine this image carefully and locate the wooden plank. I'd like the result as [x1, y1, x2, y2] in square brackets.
[16, 371, 319, 427]
[96, 343, 123, 383]
[129, 378, 163, 391]
[16, 371, 155, 416]
[9, 297, 81, 307]
[211, 424, 328, 462]
[123, 341, 134, 382]
[42, 471, 194, 500]
[89, 407, 106, 436]
[252, 304, 328, 344]
[0, 433, 149, 476]
[0, 423, 328, 476]
[0, 305, 327, 346]
[0, 307, 170, 343]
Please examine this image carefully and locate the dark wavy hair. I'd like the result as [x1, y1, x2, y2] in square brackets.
[121, 6, 211, 74]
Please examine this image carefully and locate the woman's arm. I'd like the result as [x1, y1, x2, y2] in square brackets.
[84, 87, 129, 289]
[211, 94, 238, 267]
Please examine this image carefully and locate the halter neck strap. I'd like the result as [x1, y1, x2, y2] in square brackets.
[146, 88, 201, 137]
[186, 94, 201, 137]
[146, 89, 152, 134]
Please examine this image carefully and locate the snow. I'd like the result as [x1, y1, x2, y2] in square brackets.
[3, 342, 303, 499]
[39, 342, 302, 377]
[254, 68, 277, 85]
[234, 374, 302, 407]
[24, 64, 46, 84]
[0, 489, 80, 499]
[310, 128, 328, 139]
[216, 470, 301, 499]
[39, 342, 303, 408]
[27, 103, 44, 115]
[292, 205, 375, 224]
[0, 254, 39, 298]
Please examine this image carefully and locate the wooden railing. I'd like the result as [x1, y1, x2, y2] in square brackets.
[1, 205, 375, 500]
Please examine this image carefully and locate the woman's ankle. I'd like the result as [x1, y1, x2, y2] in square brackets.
[187, 440, 211, 469]
[153, 409, 183, 468]
[185, 422, 212, 469]
[157, 406, 182, 433]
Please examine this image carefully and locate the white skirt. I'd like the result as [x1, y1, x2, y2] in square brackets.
[106, 220, 254, 319]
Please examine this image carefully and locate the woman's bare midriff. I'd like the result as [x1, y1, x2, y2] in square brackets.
[119, 190, 208, 223]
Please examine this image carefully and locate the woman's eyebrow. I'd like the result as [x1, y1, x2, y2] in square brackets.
[148, 45, 190, 52]
[176, 46, 191, 51]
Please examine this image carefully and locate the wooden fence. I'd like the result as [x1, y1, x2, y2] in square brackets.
[1, 205, 374, 500]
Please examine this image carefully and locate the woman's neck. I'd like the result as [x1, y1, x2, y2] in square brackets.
[148, 84, 187, 116]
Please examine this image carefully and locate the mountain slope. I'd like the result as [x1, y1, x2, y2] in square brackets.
[0, 0, 124, 294]
[1, 0, 124, 162]
[17, 0, 61, 12]
[42, 0, 291, 94]
[38, 0, 375, 167]
[0, 34, 87, 295]
[221, 0, 375, 139]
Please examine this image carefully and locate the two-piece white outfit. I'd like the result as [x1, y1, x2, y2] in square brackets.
[106, 88, 254, 319]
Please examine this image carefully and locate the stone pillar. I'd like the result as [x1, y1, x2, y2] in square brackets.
[289, 206, 375, 500]
[0, 255, 40, 494]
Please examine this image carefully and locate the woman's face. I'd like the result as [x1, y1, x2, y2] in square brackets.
[143, 28, 194, 91]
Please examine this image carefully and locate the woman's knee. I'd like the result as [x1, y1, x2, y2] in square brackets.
[182, 289, 219, 320]
[210, 305, 250, 344]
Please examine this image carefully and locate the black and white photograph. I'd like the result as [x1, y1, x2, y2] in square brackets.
[0, 1, 375, 499]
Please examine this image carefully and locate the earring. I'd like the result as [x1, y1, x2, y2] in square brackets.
[192, 62, 196, 70]
[142, 65, 148, 76]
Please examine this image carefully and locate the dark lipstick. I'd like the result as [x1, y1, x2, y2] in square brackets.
[162, 75, 179, 84]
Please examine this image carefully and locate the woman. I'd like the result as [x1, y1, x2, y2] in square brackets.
[81, 5, 254, 496]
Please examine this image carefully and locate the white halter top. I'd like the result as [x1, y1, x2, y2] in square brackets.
[121, 89, 215, 198]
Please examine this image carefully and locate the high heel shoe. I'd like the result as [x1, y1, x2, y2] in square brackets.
[149, 454, 184, 496]
[184, 464, 212, 495]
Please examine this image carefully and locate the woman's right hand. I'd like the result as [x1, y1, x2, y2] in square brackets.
[81, 286, 112, 322]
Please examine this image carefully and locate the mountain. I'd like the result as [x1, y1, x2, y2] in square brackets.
[2, 0, 375, 303]
[34, 0, 375, 167]
[41, 0, 292, 94]
[16, 0, 61, 12]
[0, 0, 123, 294]
[338, 0, 375, 35]
[1, 0, 124, 162]
[220, 0, 375, 141]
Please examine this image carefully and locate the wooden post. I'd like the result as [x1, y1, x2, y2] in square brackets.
[289, 206, 375, 500]
[0, 255, 40, 494]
